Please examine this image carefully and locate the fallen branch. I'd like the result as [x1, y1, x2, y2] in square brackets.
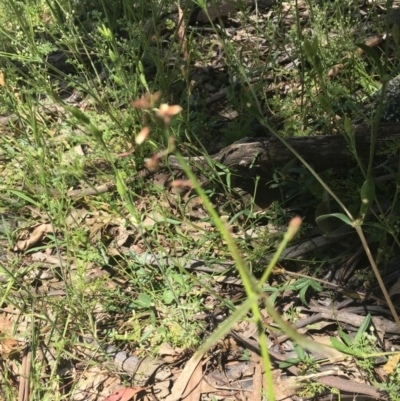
[168, 123, 400, 173]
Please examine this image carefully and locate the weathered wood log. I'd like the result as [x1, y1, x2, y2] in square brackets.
[168, 123, 400, 174]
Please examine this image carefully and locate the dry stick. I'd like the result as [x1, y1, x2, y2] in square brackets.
[18, 346, 31, 401]
[229, 330, 382, 399]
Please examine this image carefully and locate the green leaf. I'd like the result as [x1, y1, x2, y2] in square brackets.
[134, 293, 153, 308]
[303, 38, 314, 61]
[311, 36, 319, 54]
[115, 173, 127, 200]
[310, 280, 322, 292]
[355, 314, 371, 344]
[165, 218, 181, 225]
[313, 54, 324, 77]
[65, 106, 91, 125]
[344, 116, 355, 149]
[88, 123, 103, 142]
[356, 43, 383, 76]
[112, 75, 124, 86]
[330, 337, 364, 357]
[108, 49, 117, 63]
[137, 61, 148, 90]
[299, 286, 309, 306]
[281, 157, 298, 176]
[317, 94, 332, 113]
[315, 199, 333, 233]
[360, 180, 375, 218]
[279, 357, 300, 369]
[4, 189, 40, 207]
[393, 23, 399, 46]
[140, 327, 153, 342]
[162, 290, 175, 305]
[338, 330, 352, 347]
[316, 213, 352, 226]
[294, 344, 306, 360]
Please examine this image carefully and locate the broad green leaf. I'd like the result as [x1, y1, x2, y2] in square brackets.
[4, 189, 40, 207]
[134, 293, 153, 308]
[330, 337, 364, 357]
[316, 213, 352, 226]
[294, 344, 306, 360]
[356, 43, 383, 76]
[310, 280, 322, 292]
[162, 290, 175, 305]
[299, 286, 309, 306]
[279, 358, 300, 369]
[338, 330, 352, 347]
[355, 314, 371, 343]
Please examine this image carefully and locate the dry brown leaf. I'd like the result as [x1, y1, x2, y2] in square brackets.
[0, 337, 19, 358]
[164, 350, 204, 401]
[15, 223, 53, 251]
[357, 35, 383, 55]
[181, 357, 203, 401]
[267, 369, 296, 401]
[383, 353, 400, 375]
[0, 314, 14, 335]
[103, 386, 150, 401]
[328, 63, 344, 78]
[159, 343, 178, 357]
[71, 368, 122, 401]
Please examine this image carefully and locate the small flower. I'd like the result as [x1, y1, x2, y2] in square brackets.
[135, 126, 150, 145]
[156, 104, 182, 124]
[145, 154, 161, 171]
[170, 180, 193, 189]
[132, 91, 161, 109]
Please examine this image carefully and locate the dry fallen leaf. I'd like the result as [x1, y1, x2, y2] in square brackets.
[328, 63, 344, 78]
[15, 223, 53, 251]
[103, 386, 150, 401]
[383, 353, 400, 375]
[164, 350, 204, 401]
[357, 35, 383, 55]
